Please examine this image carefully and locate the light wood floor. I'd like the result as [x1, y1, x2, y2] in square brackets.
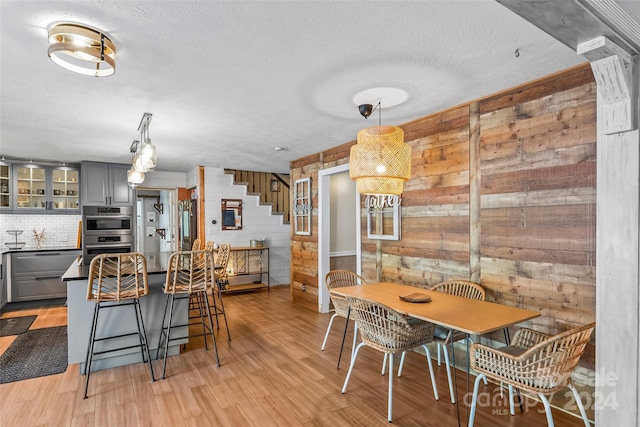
[0, 287, 587, 426]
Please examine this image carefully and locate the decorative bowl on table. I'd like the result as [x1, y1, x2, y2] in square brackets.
[5, 242, 26, 249]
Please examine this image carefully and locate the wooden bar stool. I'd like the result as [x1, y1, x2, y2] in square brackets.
[157, 250, 219, 379]
[84, 252, 155, 399]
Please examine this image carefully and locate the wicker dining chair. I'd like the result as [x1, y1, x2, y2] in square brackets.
[341, 295, 439, 422]
[84, 252, 155, 398]
[157, 250, 219, 379]
[428, 279, 485, 403]
[321, 270, 366, 366]
[468, 322, 596, 427]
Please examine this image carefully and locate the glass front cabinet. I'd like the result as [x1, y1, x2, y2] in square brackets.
[11, 164, 80, 213]
[0, 163, 10, 210]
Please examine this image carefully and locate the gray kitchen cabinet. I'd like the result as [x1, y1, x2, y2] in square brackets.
[3, 163, 80, 213]
[0, 162, 10, 210]
[10, 250, 81, 302]
[81, 161, 132, 206]
[0, 254, 7, 312]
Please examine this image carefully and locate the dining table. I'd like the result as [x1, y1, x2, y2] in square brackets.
[330, 281, 541, 426]
[330, 282, 540, 335]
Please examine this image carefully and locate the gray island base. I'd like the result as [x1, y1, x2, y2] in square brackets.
[62, 252, 188, 373]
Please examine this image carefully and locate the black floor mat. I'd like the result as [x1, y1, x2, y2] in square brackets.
[0, 326, 68, 384]
[0, 315, 37, 337]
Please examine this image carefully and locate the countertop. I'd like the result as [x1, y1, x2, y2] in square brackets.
[62, 252, 173, 281]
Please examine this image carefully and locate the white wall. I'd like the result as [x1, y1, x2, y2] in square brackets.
[329, 172, 356, 254]
[143, 170, 187, 189]
[203, 167, 290, 285]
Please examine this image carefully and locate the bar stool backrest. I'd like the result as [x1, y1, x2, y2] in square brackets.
[192, 238, 201, 251]
[215, 243, 231, 278]
[165, 250, 214, 295]
[87, 252, 148, 302]
[205, 241, 214, 252]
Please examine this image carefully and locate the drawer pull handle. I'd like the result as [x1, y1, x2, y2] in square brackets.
[35, 275, 62, 280]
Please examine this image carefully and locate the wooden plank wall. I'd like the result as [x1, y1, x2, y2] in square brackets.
[478, 69, 597, 338]
[225, 169, 291, 224]
[289, 64, 597, 345]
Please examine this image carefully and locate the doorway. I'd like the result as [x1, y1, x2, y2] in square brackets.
[136, 188, 178, 253]
[317, 164, 361, 313]
[178, 187, 198, 250]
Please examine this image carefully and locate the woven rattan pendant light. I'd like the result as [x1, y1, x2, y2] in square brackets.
[349, 102, 411, 195]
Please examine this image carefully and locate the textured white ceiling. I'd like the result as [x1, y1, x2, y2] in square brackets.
[0, 0, 620, 174]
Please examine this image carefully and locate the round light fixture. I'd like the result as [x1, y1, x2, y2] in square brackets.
[352, 87, 408, 109]
[48, 23, 116, 77]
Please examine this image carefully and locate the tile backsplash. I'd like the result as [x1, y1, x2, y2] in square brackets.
[1, 214, 81, 249]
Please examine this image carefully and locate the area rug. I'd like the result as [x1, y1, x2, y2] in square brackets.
[0, 326, 68, 384]
[0, 315, 37, 337]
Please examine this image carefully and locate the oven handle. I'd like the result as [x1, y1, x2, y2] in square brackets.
[85, 243, 133, 249]
[83, 215, 132, 220]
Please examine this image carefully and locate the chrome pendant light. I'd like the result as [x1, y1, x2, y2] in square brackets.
[127, 113, 158, 188]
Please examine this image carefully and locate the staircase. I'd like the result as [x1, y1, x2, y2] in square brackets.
[225, 169, 290, 224]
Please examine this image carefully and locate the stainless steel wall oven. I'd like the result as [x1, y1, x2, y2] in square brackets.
[82, 206, 134, 263]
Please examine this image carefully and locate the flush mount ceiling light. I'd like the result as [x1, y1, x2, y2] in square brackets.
[48, 23, 116, 77]
[349, 100, 411, 196]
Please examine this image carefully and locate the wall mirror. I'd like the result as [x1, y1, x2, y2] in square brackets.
[365, 195, 401, 240]
[221, 199, 242, 230]
[293, 177, 312, 235]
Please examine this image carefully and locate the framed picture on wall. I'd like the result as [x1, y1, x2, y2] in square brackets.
[294, 177, 312, 235]
[221, 199, 243, 230]
[365, 195, 401, 240]
[271, 179, 280, 192]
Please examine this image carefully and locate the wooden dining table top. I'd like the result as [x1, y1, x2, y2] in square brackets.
[330, 282, 540, 335]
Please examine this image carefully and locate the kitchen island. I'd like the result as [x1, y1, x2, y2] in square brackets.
[62, 252, 188, 373]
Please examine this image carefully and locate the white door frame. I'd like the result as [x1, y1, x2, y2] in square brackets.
[317, 163, 361, 313]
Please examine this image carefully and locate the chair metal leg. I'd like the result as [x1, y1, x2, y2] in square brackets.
[161, 294, 175, 380]
[202, 290, 220, 367]
[421, 344, 439, 401]
[337, 308, 351, 369]
[215, 287, 231, 341]
[442, 342, 455, 403]
[388, 352, 394, 422]
[132, 299, 148, 363]
[539, 394, 555, 427]
[351, 321, 358, 357]
[508, 384, 515, 415]
[195, 293, 209, 351]
[567, 384, 590, 427]
[397, 351, 406, 377]
[437, 342, 442, 366]
[133, 298, 155, 382]
[156, 294, 171, 359]
[382, 353, 388, 375]
[321, 313, 339, 351]
[468, 373, 488, 427]
[83, 303, 100, 399]
[341, 341, 366, 393]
